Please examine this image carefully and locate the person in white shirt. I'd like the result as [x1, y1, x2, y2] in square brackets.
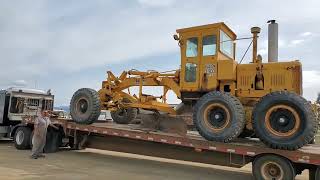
[31, 110, 58, 159]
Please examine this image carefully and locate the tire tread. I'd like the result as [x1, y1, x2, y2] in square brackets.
[252, 91, 317, 150]
[193, 91, 245, 142]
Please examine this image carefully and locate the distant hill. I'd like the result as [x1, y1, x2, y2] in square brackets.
[54, 105, 69, 112]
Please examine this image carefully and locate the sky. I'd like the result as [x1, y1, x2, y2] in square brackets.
[0, 0, 320, 106]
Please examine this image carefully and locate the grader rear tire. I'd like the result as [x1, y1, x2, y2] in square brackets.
[193, 91, 245, 142]
[70, 88, 101, 124]
[252, 91, 317, 150]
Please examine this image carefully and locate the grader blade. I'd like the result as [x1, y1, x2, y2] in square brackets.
[139, 112, 187, 136]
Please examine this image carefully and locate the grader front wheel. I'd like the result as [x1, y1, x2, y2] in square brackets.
[193, 91, 245, 142]
[252, 91, 317, 150]
[70, 88, 101, 124]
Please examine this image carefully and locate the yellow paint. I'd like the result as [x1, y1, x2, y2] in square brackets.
[97, 22, 303, 130]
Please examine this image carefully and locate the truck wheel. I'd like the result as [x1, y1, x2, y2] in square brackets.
[44, 128, 62, 153]
[70, 88, 101, 124]
[30, 131, 34, 149]
[68, 136, 76, 149]
[193, 91, 245, 142]
[14, 127, 32, 150]
[252, 91, 317, 150]
[309, 166, 320, 180]
[111, 108, 137, 124]
[253, 155, 295, 180]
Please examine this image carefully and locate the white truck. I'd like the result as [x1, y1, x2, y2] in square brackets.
[0, 87, 54, 142]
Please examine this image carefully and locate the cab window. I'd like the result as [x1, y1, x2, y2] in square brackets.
[186, 37, 198, 57]
[220, 30, 233, 58]
[202, 35, 216, 56]
[185, 63, 197, 82]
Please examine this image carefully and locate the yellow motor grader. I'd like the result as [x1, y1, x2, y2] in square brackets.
[70, 20, 317, 150]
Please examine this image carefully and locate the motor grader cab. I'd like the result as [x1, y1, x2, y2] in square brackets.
[177, 23, 237, 94]
[70, 20, 317, 150]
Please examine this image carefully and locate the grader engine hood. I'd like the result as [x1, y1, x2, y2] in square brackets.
[236, 61, 303, 97]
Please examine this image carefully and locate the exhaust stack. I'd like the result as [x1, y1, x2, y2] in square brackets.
[268, 20, 278, 62]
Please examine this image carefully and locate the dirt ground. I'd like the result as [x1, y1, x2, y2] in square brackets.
[0, 140, 309, 180]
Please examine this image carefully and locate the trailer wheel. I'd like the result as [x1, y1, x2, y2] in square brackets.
[252, 91, 317, 150]
[253, 155, 295, 180]
[193, 91, 245, 142]
[14, 127, 32, 150]
[70, 88, 101, 124]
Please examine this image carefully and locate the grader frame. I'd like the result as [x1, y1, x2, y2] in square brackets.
[99, 69, 181, 115]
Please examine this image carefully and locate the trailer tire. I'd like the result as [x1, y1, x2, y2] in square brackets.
[252, 91, 317, 150]
[253, 155, 295, 180]
[70, 88, 101, 124]
[193, 91, 245, 142]
[14, 127, 32, 150]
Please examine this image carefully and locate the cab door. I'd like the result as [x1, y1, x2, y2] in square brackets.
[200, 30, 218, 91]
[180, 31, 201, 91]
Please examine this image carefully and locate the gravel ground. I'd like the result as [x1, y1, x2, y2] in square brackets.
[0, 140, 309, 180]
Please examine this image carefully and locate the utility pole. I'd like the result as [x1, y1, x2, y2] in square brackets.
[35, 80, 38, 89]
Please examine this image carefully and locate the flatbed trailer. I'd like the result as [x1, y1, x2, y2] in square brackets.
[12, 118, 320, 180]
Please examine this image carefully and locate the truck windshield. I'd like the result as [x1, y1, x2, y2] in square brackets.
[10, 97, 24, 113]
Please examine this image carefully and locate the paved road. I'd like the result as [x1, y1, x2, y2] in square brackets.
[0, 141, 308, 180]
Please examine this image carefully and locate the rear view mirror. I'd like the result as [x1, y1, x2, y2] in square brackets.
[173, 34, 179, 41]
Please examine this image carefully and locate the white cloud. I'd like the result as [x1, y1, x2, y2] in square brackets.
[300, 32, 312, 37]
[303, 70, 320, 101]
[11, 80, 28, 87]
[278, 39, 286, 48]
[258, 48, 267, 56]
[137, 0, 176, 7]
[289, 39, 304, 46]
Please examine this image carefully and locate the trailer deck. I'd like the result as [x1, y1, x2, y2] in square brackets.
[53, 119, 320, 165]
[13, 118, 320, 179]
